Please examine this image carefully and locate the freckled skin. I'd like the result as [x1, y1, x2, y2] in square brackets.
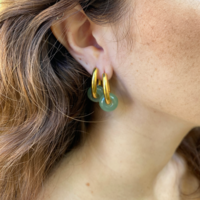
[86, 183, 90, 186]
[106, 0, 200, 126]
[47, 1, 200, 199]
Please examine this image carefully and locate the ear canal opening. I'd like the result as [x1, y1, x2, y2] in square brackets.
[92, 36, 104, 51]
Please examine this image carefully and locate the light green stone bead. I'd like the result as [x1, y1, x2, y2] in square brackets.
[87, 85, 104, 102]
[99, 93, 118, 112]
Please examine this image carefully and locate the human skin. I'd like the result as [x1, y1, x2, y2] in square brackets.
[44, 0, 200, 199]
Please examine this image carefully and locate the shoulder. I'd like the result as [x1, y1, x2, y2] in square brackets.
[171, 152, 200, 200]
[154, 152, 200, 200]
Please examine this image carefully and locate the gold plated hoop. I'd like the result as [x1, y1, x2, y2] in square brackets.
[102, 73, 111, 104]
[92, 68, 102, 98]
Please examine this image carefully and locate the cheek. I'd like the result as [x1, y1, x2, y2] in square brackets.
[127, 0, 200, 124]
[135, 0, 200, 61]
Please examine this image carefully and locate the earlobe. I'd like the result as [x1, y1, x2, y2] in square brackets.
[50, 4, 113, 80]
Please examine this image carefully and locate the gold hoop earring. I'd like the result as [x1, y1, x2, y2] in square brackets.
[91, 68, 102, 98]
[87, 67, 103, 102]
[99, 72, 118, 112]
[102, 73, 111, 104]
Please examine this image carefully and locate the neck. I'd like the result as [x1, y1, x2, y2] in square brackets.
[70, 78, 196, 199]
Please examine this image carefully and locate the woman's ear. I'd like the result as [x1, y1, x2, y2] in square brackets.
[50, 4, 113, 80]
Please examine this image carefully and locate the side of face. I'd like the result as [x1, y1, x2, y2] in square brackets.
[105, 0, 200, 125]
[50, 0, 200, 126]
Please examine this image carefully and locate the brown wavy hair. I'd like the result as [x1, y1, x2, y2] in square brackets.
[0, 0, 200, 200]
